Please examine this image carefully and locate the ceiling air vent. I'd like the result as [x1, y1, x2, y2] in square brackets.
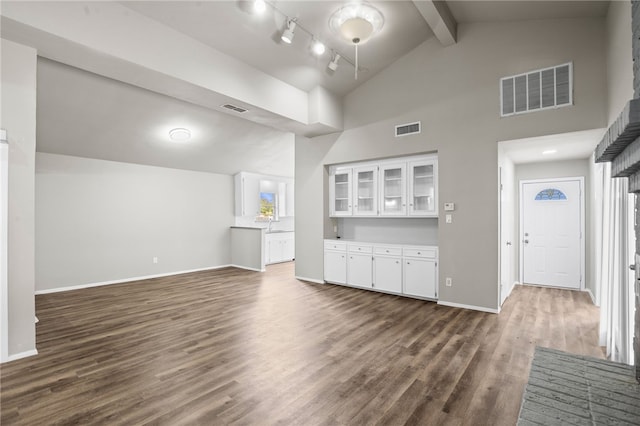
[221, 104, 248, 113]
[500, 62, 572, 117]
[395, 121, 421, 137]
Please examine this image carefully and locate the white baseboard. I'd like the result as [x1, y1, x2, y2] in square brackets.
[230, 264, 265, 273]
[295, 276, 325, 284]
[2, 348, 38, 363]
[35, 265, 233, 295]
[584, 288, 597, 305]
[437, 300, 500, 314]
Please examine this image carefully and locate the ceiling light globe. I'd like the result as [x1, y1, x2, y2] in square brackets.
[329, 2, 384, 45]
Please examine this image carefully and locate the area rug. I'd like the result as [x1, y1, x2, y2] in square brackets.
[517, 346, 640, 425]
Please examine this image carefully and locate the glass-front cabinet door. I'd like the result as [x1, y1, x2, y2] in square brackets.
[380, 163, 406, 216]
[330, 168, 352, 216]
[408, 159, 437, 216]
[353, 166, 378, 216]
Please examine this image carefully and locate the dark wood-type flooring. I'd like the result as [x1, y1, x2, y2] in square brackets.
[1, 262, 604, 425]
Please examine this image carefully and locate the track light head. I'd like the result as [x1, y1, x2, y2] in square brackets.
[281, 19, 297, 44]
[253, 0, 266, 14]
[328, 53, 341, 71]
[312, 40, 326, 56]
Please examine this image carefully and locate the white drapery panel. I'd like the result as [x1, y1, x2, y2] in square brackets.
[596, 161, 635, 365]
[0, 140, 8, 362]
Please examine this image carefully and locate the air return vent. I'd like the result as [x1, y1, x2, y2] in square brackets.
[395, 121, 421, 137]
[500, 63, 572, 117]
[221, 104, 248, 113]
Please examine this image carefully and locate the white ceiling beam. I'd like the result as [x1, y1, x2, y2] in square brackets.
[412, 1, 457, 46]
[0, 2, 343, 137]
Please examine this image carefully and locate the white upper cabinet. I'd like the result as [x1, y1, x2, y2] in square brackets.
[235, 172, 260, 217]
[328, 154, 438, 218]
[408, 159, 437, 217]
[329, 168, 352, 216]
[353, 166, 378, 216]
[380, 163, 407, 216]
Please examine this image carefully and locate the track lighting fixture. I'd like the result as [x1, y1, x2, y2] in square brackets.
[312, 39, 326, 56]
[281, 19, 297, 44]
[249, 1, 361, 79]
[328, 53, 341, 71]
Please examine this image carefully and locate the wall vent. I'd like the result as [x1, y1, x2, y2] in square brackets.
[500, 62, 572, 117]
[395, 121, 421, 137]
[221, 104, 248, 113]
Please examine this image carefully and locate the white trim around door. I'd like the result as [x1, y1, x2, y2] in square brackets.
[519, 177, 585, 290]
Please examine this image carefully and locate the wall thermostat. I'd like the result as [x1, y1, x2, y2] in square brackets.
[444, 202, 455, 211]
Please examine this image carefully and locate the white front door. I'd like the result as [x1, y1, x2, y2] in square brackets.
[521, 179, 582, 289]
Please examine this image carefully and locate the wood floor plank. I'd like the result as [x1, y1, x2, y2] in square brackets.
[0, 263, 605, 425]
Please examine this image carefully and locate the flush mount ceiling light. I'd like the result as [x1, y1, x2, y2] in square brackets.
[329, 2, 384, 79]
[542, 149, 557, 155]
[281, 18, 297, 44]
[169, 128, 191, 142]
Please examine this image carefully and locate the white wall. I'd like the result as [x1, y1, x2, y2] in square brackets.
[606, 0, 633, 125]
[35, 153, 234, 291]
[1, 39, 38, 360]
[296, 18, 607, 311]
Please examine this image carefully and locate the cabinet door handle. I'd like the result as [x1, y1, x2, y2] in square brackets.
[407, 261, 411, 265]
[396, 261, 399, 264]
[417, 252, 421, 255]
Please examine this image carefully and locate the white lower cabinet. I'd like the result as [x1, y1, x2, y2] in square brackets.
[324, 240, 438, 300]
[324, 241, 347, 284]
[373, 255, 402, 293]
[347, 244, 373, 288]
[265, 232, 295, 265]
[403, 258, 437, 299]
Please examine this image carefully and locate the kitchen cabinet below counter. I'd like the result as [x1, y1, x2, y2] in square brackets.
[265, 232, 295, 265]
[323, 240, 438, 300]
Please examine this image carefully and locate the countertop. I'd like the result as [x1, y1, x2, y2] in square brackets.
[230, 226, 294, 234]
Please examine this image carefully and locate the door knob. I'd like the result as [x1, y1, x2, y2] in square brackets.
[506, 241, 512, 246]
[523, 239, 529, 244]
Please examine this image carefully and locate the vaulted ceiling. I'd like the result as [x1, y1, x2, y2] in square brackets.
[1, 1, 610, 176]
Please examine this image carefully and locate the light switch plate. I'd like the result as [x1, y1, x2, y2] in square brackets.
[446, 214, 452, 224]
[444, 202, 455, 211]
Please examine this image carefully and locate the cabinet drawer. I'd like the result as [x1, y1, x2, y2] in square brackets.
[374, 246, 402, 256]
[324, 240, 347, 251]
[403, 247, 437, 259]
[348, 244, 373, 254]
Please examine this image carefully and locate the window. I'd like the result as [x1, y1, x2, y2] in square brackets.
[259, 192, 277, 220]
[534, 188, 567, 201]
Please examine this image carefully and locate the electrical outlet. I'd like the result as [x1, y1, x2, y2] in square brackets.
[153, 257, 158, 264]
[445, 277, 452, 287]
[333, 225, 337, 233]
